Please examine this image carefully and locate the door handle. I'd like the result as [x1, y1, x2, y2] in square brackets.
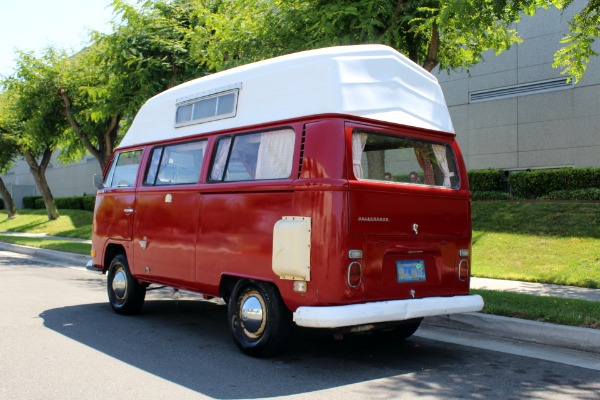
[124, 208, 134, 214]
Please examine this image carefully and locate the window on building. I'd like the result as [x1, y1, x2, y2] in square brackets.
[104, 150, 143, 188]
[144, 140, 207, 186]
[352, 130, 459, 189]
[209, 129, 295, 182]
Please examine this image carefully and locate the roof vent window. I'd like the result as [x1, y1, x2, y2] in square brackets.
[175, 90, 238, 127]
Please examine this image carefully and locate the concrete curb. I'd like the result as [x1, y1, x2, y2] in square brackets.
[0, 241, 90, 267]
[423, 312, 600, 354]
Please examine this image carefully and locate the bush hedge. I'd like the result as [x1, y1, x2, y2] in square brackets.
[23, 196, 43, 209]
[468, 169, 505, 192]
[509, 168, 600, 199]
[0, 198, 4, 209]
[23, 195, 95, 211]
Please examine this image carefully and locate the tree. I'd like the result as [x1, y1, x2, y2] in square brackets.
[56, 0, 208, 171]
[2, 49, 68, 220]
[0, 94, 20, 219]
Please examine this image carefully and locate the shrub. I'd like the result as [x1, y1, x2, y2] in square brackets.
[0, 198, 4, 209]
[468, 169, 505, 192]
[539, 189, 600, 201]
[509, 168, 600, 199]
[82, 196, 96, 211]
[472, 191, 514, 201]
[34, 198, 45, 209]
[55, 196, 84, 210]
[23, 196, 43, 209]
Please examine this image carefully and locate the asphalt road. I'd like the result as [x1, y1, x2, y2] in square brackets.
[1, 250, 599, 400]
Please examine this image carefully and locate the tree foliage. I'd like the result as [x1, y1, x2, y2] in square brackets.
[195, 0, 598, 77]
[194, 0, 524, 72]
[56, 0, 208, 170]
[553, 0, 600, 82]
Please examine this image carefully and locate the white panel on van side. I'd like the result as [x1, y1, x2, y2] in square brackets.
[272, 217, 312, 281]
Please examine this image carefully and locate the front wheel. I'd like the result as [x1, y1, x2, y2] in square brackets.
[228, 280, 292, 357]
[107, 254, 146, 315]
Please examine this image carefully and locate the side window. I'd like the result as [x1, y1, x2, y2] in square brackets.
[352, 130, 460, 189]
[104, 150, 143, 188]
[209, 129, 295, 182]
[144, 140, 207, 186]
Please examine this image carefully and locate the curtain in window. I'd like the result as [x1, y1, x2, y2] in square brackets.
[352, 132, 368, 179]
[255, 129, 295, 179]
[414, 145, 436, 185]
[432, 144, 454, 188]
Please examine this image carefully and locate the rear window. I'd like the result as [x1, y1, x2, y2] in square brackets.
[352, 130, 459, 189]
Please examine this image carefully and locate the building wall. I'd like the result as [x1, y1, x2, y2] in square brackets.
[436, 0, 600, 171]
[1, 154, 101, 209]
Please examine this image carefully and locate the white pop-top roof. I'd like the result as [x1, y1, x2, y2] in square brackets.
[119, 44, 454, 148]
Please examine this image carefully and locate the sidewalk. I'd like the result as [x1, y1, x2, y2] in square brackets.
[0, 235, 599, 355]
[471, 276, 600, 302]
[0, 230, 92, 244]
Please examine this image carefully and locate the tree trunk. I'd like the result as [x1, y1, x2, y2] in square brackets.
[367, 151, 386, 180]
[59, 88, 118, 171]
[0, 177, 17, 219]
[422, 23, 440, 72]
[21, 147, 60, 220]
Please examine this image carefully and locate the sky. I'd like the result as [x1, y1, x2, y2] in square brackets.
[0, 0, 117, 77]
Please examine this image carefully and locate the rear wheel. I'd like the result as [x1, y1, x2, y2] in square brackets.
[228, 280, 291, 357]
[107, 254, 146, 315]
[373, 319, 422, 340]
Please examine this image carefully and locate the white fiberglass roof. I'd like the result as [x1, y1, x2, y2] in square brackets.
[119, 44, 454, 148]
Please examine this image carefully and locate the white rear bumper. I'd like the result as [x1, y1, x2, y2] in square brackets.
[293, 294, 484, 328]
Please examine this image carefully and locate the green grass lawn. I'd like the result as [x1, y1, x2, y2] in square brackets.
[0, 235, 90, 255]
[471, 202, 600, 289]
[0, 209, 92, 239]
[474, 289, 600, 329]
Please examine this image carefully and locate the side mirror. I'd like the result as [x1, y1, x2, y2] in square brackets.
[93, 174, 105, 190]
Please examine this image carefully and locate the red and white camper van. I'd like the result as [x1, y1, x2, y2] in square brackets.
[88, 45, 483, 356]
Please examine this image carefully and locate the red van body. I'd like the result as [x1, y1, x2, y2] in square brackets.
[88, 45, 483, 356]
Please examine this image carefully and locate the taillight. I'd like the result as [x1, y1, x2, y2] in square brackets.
[347, 262, 362, 288]
[458, 259, 469, 281]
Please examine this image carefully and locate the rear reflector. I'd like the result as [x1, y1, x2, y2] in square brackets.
[347, 262, 362, 288]
[458, 259, 469, 281]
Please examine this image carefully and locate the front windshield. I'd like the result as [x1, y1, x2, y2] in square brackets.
[352, 130, 460, 189]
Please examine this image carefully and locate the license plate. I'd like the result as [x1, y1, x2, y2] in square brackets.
[396, 260, 426, 283]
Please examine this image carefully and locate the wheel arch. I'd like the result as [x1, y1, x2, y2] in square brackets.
[103, 243, 127, 272]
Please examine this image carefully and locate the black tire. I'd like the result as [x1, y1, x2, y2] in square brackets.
[107, 254, 146, 315]
[372, 319, 422, 340]
[228, 280, 292, 357]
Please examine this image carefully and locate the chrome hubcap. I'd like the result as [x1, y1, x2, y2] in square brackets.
[240, 292, 265, 339]
[112, 267, 128, 302]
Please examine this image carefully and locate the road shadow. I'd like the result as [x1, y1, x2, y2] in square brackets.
[40, 297, 599, 399]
